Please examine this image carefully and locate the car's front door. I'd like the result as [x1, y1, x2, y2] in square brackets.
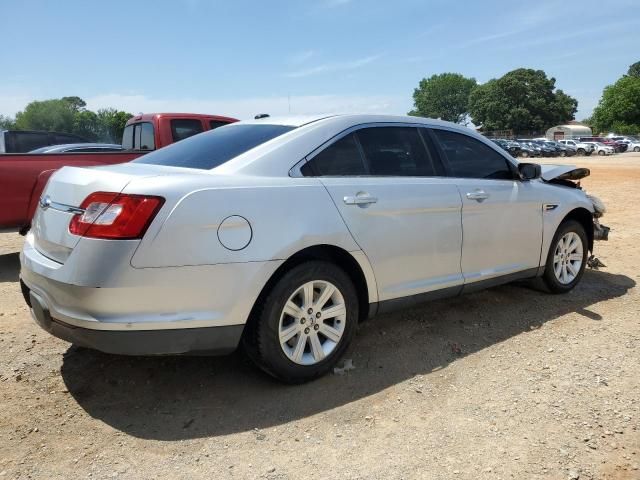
[300, 125, 464, 302]
[429, 128, 543, 286]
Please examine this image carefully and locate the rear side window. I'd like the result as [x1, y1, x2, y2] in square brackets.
[139, 123, 155, 150]
[302, 133, 366, 176]
[122, 125, 134, 149]
[133, 124, 295, 170]
[53, 133, 85, 144]
[171, 119, 204, 142]
[432, 129, 513, 180]
[357, 127, 437, 176]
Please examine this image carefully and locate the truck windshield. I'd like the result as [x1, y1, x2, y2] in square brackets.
[132, 124, 295, 170]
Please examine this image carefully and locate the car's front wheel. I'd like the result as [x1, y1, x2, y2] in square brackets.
[543, 220, 588, 294]
[245, 261, 358, 383]
[598, 150, 605, 156]
[634, 146, 640, 152]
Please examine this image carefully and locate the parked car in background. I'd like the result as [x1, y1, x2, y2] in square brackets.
[0, 130, 89, 153]
[0, 113, 238, 231]
[580, 136, 627, 153]
[608, 136, 640, 152]
[20, 114, 606, 382]
[517, 139, 557, 157]
[558, 139, 594, 156]
[582, 141, 615, 156]
[29, 143, 124, 153]
[491, 138, 520, 157]
[538, 140, 576, 157]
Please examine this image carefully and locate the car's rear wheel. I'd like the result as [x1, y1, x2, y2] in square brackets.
[634, 146, 640, 152]
[245, 261, 358, 383]
[577, 148, 585, 155]
[543, 220, 588, 294]
[521, 150, 529, 158]
[598, 150, 605, 156]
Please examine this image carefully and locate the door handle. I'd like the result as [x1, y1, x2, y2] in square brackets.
[466, 190, 490, 202]
[343, 193, 378, 206]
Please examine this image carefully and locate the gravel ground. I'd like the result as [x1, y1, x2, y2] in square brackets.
[1, 153, 639, 480]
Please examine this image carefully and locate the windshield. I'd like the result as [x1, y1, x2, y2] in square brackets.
[133, 124, 295, 170]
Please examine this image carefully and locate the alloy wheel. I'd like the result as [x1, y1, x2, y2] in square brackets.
[553, 232, 584, 285]
[278, 280, 346, 365]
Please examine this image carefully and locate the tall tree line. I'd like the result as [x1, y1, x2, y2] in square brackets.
[0, 97, 132, 143]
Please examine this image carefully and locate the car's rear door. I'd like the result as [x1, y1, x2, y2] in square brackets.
[301, 124, 463, 302]
[428, 128, 543, 287]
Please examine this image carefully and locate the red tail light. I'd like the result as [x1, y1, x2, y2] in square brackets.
[69, 192, 164, 239]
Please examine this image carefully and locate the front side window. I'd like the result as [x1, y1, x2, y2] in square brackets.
[432, 129, 513, 180]
[171, 119, 203, 142]
[302, 133, 367, 176]
[133, 124, 295, 170]
[357, 127, 437, 176]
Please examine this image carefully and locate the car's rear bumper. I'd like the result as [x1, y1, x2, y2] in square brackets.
[23, 281, 244, 355]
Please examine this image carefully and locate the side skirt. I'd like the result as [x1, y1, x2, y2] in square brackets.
[370, 268, 540, 316]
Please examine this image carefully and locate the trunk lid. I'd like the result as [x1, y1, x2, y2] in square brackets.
[31, 163, 163, 263]
[540, 164, 590, 182]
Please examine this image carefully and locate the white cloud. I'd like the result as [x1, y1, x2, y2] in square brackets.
[284, 55, 380, 78]
[289, 50, 316, 64]
[82, 92, 408, 119]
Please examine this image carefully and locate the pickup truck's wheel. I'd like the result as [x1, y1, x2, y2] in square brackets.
[543, 220, 588, 294]
[577, 148, 585, 155]
[246, 261, 358, 383]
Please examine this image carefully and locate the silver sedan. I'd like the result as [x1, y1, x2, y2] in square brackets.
[20, 114, 604, 382]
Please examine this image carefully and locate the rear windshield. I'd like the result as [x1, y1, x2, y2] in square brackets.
[133, 124, 295, 170]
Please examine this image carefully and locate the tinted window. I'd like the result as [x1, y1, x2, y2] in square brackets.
[122, 125, 134, 149]
[171, 119, 203, 142]
[302, 133, 366, 176]
[139, 123, 155, 150]
[209, 120, 229, 130]
[11, 132, 50, 153]
[357, 127, 437, 176]
[133, 124, 295, 170]
[432, 129, 513, 179]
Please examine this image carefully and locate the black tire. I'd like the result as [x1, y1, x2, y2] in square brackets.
[521, 150, 529, 158]
[244, 261, 358, 383]
[577, 148, 585, 156]
[634, 146, 640, 152]
[585, 151, 592, 156]
[598, 150, 605, 156]
[543, 220, 588, 294]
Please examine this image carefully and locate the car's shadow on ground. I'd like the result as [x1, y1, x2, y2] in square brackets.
[0, 253, 20, 283]
[60, 270, 634, 440]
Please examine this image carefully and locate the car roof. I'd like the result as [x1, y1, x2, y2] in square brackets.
[237, 113, 472, 129]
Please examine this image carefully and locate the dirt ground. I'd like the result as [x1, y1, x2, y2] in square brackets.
[1, 153, 639, 480]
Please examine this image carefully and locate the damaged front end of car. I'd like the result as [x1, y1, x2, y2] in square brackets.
[540, 164, 610, 268]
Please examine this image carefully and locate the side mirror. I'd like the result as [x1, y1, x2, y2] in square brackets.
[518, 162, 541, 181]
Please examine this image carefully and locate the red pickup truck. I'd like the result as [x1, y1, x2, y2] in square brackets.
[0, 113, 237, 232]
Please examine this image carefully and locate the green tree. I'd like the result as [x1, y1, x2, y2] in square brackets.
[468, 68, 577, 133]
[409, 73, 477, 124]
[627, 61, 640, 78]
[0, 115, 15, 129]
[96, 108, 133, 142]
[14, 98, 77, 132]
[591, 74, 640, 135]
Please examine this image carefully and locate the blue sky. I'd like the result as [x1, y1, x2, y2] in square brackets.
[2, 0, 638, 121]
